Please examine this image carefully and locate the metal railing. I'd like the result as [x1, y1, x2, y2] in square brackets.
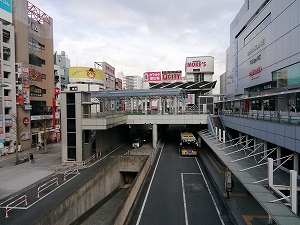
[221, 110, 300, 125]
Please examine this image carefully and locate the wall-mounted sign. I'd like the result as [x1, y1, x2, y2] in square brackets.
[249, 67, 262, 80]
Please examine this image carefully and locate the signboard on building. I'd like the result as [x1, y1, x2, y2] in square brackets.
[69, 67, 104, 84]
[143, 72, 161, 83]
[185, 56, 214, 73]
[0, 0, 12, 23]
[162, 71, 182, 82]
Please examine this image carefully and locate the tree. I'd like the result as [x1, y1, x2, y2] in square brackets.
[38, 114, 53, 153]
[11, 113, 26, 164]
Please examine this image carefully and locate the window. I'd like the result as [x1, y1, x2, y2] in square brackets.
[272, 62, 300, 88]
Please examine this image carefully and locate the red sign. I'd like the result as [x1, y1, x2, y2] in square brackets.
[54, 87, 60, 94]
[18, 94, 23, 105]
[186, 61, 206, 67]
[249, 67, 262, 77]
[162, 71, 182, 82]
[144, 72, 161, 82]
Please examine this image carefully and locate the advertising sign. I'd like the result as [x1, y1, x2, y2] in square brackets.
[102, 62, 115, 76]
[0, 0, 12, 23]
[161, 70, 182, 82]
[69, 67, 104, 84]
[185, 56, 214, 73]
[143, 72, 161, 83]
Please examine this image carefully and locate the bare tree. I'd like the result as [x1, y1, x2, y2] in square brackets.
[38, 114, 53, 153]
[11, 114, 26, 164]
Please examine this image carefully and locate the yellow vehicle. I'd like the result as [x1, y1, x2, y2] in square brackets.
[180, 132, 198, 156]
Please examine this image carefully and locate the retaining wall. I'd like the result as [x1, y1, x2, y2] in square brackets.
[35, 155, 149, 225]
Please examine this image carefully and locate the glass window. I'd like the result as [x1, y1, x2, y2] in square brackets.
[67, 119, 76, 132]
[67, 105, 75, 118]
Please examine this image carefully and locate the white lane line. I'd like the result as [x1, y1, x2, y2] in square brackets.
[0, 172, 80, 210]
[195, 157, 225, 225]
[181, 173, 201, 225]
[135, 143, 165, 225]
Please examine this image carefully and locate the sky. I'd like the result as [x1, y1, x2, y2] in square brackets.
[28, 0, 244, 80]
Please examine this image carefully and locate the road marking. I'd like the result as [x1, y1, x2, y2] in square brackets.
[242, 215, 268, 225]
[204, 149, 223, 173]
[181, 173, 201, 225]
[135, 143, 165, 225]
[195, 157, 226, 225]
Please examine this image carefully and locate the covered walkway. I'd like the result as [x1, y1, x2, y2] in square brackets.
[199, 129, 300, 225]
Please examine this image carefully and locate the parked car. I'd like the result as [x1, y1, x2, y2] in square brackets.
[132, 138, 145, 148]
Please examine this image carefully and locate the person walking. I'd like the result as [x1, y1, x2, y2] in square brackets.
[29, 153, 34, 163]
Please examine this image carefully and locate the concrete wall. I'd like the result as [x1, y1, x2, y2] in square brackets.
[112, 156, 151, 225]
[35, 155, 149, 225]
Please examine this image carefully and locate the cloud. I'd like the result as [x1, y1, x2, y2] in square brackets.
[28, 0, 244, 78]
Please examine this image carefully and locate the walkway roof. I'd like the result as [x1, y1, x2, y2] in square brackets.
[90, 88, 186, 100]
[149, 81, 217, 94]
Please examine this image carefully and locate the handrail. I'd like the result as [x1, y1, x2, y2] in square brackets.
[5, 195, 27, 218]
[82, 154, 95, 166]
[37, 177, 59, 197]
[64, 166, 79, 181]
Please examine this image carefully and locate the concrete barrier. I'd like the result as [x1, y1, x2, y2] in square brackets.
[35, 155, 149, 225]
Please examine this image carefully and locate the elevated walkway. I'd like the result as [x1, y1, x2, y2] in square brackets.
[199, 130, 300, 225]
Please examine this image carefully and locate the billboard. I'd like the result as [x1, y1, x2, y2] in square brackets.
[0, 0, 12, 23]
[161, 71, 182, 82]
[143, 72, 161, 83]
[185, 56, 214, 73]
[69, 67, 104, 84]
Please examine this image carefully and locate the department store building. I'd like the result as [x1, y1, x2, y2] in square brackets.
[218, 0, 300, 171]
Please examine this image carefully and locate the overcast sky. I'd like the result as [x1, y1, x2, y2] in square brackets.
[28, 0, 244, 79]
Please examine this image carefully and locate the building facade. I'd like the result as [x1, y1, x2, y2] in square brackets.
[13, 0, 57, 149]
[0, 0, 17, 154]
[221, 0, 300, 172]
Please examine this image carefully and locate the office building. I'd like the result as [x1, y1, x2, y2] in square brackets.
[219, 0, 300, 171]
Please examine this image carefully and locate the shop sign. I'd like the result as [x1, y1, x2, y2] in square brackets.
[249, 67, 262, 80]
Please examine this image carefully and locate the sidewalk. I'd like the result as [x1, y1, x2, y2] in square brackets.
[0, 142, 62, 201]
[199, 146, 269, 225]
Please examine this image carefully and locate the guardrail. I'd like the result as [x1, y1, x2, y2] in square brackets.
[62, 158, 76, 166]
[82, 154, 95, 166]
[5, 195, 27, 218]
[64, 167, 79, 181]
[37, 177, 59, 197]
[221, 110, 300, 125]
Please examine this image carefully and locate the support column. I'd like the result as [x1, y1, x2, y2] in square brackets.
[276, 146, 281, 166]
[182, 97, 186, 114]
[293, 152, 299, 174]
[290, 170, 298, 214]
[152, 123, 157, 149]
[131, 98, 134, 113]
[145, 97, 147, 115]
[158, 97, 162, 114]
[174, 96, 178, 115]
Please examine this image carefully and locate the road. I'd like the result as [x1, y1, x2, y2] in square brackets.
[128, 126, 233, 225]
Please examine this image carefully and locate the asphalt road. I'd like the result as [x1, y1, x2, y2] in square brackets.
[0, 143, 130, 225]
[128, 126, 233, 225]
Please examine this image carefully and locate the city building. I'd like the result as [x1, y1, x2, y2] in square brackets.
[0, 0, 17, 155]
[13, 0, 57, 148]
[54, 51, 70, 92]
[123, 75, 142, 90]
[219, 0, 300, 171]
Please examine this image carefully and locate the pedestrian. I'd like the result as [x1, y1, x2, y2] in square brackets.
[37, 142, 41, 150]
[29, 153, 34, 163]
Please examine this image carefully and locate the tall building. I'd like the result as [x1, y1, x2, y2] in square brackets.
[123, 75, 142, 90]
[220, 0, 300, 171]
[54, 51, 70, 91]
[0, 0, 17, 154]
[13, 0, 56, 149]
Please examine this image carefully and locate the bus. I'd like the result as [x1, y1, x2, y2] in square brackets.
[180, 132, 198, 156]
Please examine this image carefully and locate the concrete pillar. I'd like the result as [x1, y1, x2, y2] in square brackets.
[159, 97, 162, 114]
[223, 130, 226, 143]
[276, 146, 281, 165]
[293, 152, 299, 174]
[144, 97, 147, 115]
[246, 135, 249, 149]
[131, 98, 134, 112]
[174, 96, 178, 115]
[152, 123, 157, 149]
[182, 97, 186, 114]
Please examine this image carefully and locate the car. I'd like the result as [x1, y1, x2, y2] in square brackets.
[132, 138, 145, 148]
